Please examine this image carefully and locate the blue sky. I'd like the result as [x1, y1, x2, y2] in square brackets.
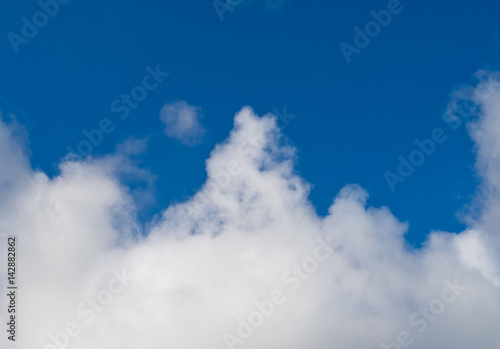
[1, 0, 500, 247]
[3, 2, 500, 348]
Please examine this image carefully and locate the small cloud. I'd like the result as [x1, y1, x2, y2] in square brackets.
[159, 100, 205, 147]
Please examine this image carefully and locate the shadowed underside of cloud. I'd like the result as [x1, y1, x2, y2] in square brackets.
[0, 74, 500, 349]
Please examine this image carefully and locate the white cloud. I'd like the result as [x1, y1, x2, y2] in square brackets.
[0, 74, 500, 348]
[160, 100, 205, 147]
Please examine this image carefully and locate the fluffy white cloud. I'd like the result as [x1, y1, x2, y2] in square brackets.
[160, 100, 205, 147]
[0, 74, 500, 349]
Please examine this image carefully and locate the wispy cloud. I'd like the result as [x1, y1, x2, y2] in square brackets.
[160, 100, 205, 147]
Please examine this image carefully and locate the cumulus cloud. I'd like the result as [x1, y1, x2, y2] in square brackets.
[160, 100, 205, 147]
[1, 74, 500, 349]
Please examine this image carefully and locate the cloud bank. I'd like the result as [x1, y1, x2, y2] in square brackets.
[160, 100, 205, 147]
[0, 74, 500, 349]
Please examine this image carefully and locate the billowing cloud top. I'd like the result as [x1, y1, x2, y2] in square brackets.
[0, 74, 500, 349]
[160, 100, 205, 147]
